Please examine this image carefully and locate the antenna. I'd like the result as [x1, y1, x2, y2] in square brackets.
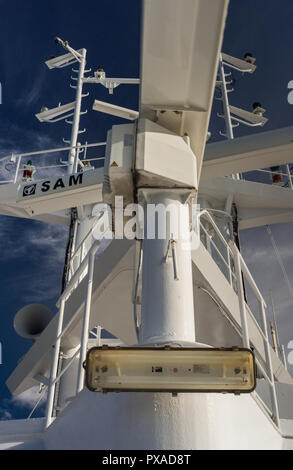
[216, 52, 267, 179]
[83, 67, 140, 95]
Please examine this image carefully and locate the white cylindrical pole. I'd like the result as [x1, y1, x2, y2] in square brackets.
[45, 297, 66, 428]
[68, 48, 87, 175]
[219, 54, 234, 141]
[76, 249, 96, 393]
[138, 189, 195, 344]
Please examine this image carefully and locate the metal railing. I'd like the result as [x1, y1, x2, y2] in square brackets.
[0, 141, 106, 185]
[239, 164, 293, 189]
[45, 235, 103, 428]
[41, 209, 282, 428]
[199, 210, 280, 427]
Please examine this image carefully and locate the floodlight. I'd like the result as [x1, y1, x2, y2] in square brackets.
[92, 100, 139, 120]
[85, 347, 256, 394]
[252, 102, 266, 116]
[35, 101, 76, 123]
[222, 53, 256, 74]
[45, 49, 83, 69]
[244, 52, 256, 65]
[229, 105, 268, 127]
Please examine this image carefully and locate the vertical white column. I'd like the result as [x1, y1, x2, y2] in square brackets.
[219, 54, 234, 141]
[138, 189, 195, 345]
[68, 48, 87, 175]
[76, 249, 96, 393]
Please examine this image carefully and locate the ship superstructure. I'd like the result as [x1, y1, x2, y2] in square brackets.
[0, 0, 293, 450]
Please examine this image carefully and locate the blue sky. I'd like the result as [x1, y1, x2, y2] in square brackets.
[1, 0, 293, 419]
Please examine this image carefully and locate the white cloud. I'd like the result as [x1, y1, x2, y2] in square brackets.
[10, 385, 47, 410]
[0, 409, 12, 421]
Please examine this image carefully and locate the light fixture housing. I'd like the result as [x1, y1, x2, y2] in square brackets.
[85, 346, 256, 394]
[45, 50, 83, 69]
[92, 100, 139, 121]
[222, 52, 257, 73]
[35, 101, 76, 123]
[229, 105, 268, 126]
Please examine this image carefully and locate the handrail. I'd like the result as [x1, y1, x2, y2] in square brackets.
[241, 164, 293, 189]
[198, 211, 281, 428]
[57, 239, 100, 307]
[45, 210, 283, 430]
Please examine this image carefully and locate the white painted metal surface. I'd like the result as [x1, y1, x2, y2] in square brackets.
[140, 0, 229, 176]
[2, 0, 293, 452]
[138, 190, 195, 344]
[136, 119, 197, 189]
[202, 126, 293, 180]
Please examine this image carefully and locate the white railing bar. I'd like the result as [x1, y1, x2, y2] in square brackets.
[82, 157, 105, 162]
[252, 391, 275, 420]
[286, 164, 293, 189]
[14, 156, 22, 183]
[0, 141, 107, 162]
[244, 168, 291, 177]
[57, 240, 100, 307]
[45, 297, 66, 428]
[200, 210, 234, 255]
[52, 347, 81, 386]
[229, 241, 267, 308]
[259, 300, 280, 426]
[70, 225, 94, 264]
[200, 222, 236, 281]
[25, 164, 69, 171]
[255, 358, 273, 386]
[245, 304, 268, 342]
[76, 249, 97, 393]
[232, 246, 250, 348]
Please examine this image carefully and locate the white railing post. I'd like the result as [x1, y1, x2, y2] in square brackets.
[286, 164, 293, 189]
[76, 249, 96, 394]
[45, 297, 66, 428]
[14, 156, 22, 184]
[226, 245, 232, 286]
[259, 300, 280, 427]
[230, 242, 250, 349]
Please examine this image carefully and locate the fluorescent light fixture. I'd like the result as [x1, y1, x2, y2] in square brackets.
[229, 105, 268, 127]
[45, 50, 83, 69]
[85, 347, 256, 394]
[92, 100, 139, 121]
[35, 101, 76, 123]
[222, 53, 256, 74]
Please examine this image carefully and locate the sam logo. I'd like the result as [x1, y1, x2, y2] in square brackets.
[21, 173, 83, 199]
[288, 340, 293, 365]
[23, 183, 37, 197]
[40, 173, 83, 193]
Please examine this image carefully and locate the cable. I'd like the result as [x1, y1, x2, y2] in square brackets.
[26, 386, 47, 420]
